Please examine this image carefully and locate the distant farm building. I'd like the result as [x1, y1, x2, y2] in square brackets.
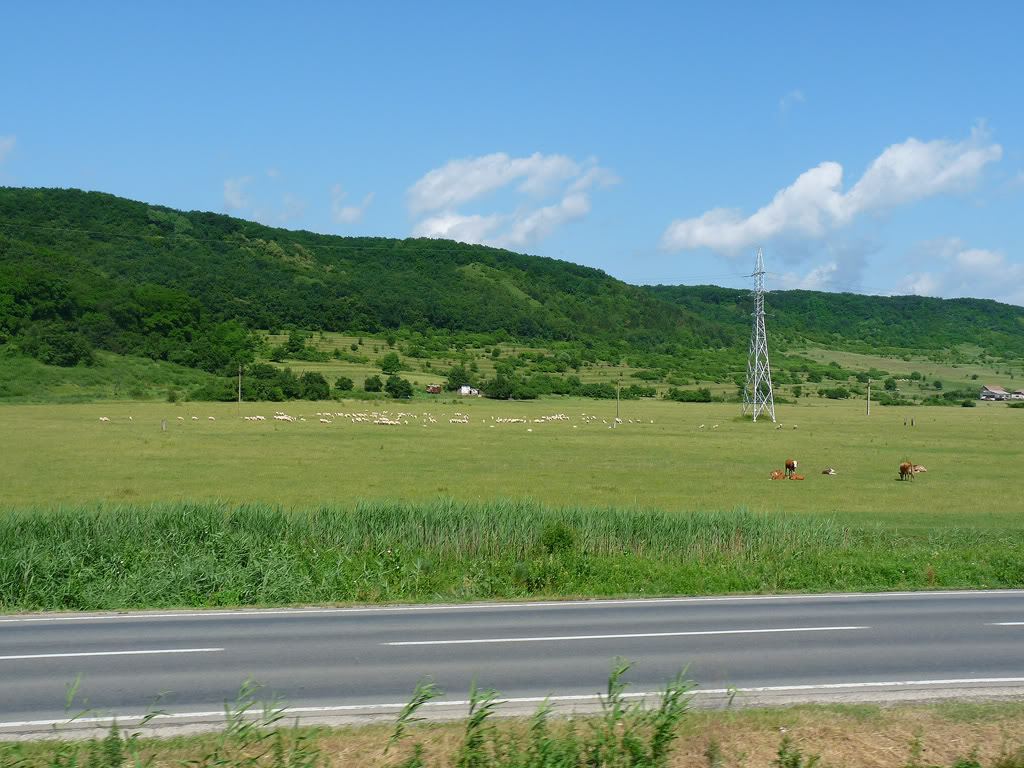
[1013, 389, 1024, 401]
[426, 384, 442, 394]
[459, 385, 480, 396]
[980, 385, 1010, 401]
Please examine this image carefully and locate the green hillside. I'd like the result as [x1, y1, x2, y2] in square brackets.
[1, 187, 1021, 400]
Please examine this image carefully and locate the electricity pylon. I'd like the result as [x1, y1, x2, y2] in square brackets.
[741, 247, 776, 423]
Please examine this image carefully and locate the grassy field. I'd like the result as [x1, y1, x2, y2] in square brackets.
[2, 397, 1019, 529]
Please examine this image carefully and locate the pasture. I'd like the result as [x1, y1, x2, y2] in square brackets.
[2, 396, 1019, 529]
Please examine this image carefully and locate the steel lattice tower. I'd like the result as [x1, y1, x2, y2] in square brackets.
[742, 248, 776, 423]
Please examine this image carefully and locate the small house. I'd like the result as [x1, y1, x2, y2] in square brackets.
[980, 385, 1010, 401]
[426, 384, 442, 394]
[1012, 389, 1024, 401]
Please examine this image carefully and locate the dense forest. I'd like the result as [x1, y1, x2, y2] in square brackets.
[1, 187, 1022, 382]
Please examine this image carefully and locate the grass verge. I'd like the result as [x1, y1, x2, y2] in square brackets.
[8, 672, 1024, 767]
[2, 500, 1023, 612]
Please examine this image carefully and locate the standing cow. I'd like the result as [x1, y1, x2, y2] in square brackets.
[785, 458, 798, 478]
[899, 462, 915, 481]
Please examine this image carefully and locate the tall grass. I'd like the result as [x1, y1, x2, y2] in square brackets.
[2, 500, 1022, 613]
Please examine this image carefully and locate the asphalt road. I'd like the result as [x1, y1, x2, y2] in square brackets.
[3, 590, 1024, 736]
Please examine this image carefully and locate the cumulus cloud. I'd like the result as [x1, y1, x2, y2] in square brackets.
[661, 129, 1003, 254]
[223, 175, 253, 211]
[901, 237, 1024, 306]
[779, 89, 805, 112]
[408, 152, 617, 248]
[331, 184, 375, 224]
[0, 135, 16, 165]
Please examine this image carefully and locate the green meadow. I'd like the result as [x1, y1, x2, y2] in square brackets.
[2, 396, 1019, 529]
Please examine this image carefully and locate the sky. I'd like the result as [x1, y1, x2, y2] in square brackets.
[2, 2, 1022, 304]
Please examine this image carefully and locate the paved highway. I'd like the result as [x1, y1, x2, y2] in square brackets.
[3, 590, 1024, 736]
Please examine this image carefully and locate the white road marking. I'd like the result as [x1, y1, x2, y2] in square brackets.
[989, 622, 1024, 626]
[384, 625, 869, 646]
[1, 590, 1020, 625]
[4, 677, 1024, 730]
[0, 648, 223, 661]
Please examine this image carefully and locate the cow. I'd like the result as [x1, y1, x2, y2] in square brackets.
[785, 458, 798, 478]
[899, 462, 915, 481]
[790, 474, 805, 480]
[822, 468, 836, 475]
[913, 465, 927, 473]
[770, 470, 786, 479]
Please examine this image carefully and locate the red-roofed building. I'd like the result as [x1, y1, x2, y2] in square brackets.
[980, 385, 1010, 401]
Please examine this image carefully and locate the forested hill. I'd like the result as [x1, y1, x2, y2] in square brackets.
[1, 187, 1022, 375]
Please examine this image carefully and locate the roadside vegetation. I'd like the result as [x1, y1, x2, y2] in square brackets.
[8, 670, 1024, 767]
[3, 500, 1024, 613]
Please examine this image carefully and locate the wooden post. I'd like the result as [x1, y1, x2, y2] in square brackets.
[866, 378, 871, 416]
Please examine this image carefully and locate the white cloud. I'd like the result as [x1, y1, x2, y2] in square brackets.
[252, 194, 308, 226]
[661, 128, 1003, 254]
[0, 135, 16, 165]
[413, 211, 506, 243]
[331, 184, 375, 224]
[901, 237, 1024, 306]
[223, 175, 253, 210]
[408, 152, 581, 215]
[779, 89, 805, 112]
[408, 152, 617, 248]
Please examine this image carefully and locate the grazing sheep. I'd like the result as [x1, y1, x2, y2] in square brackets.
[208, 416, 216, 421]
[191, 416, 199, 421]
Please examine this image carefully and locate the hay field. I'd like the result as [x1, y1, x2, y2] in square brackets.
[2, 397, 1018, 529]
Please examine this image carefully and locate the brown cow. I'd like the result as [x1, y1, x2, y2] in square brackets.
[790, 474, 805, 480]
[770, 470, 786, 479]
[913, 465, 927, 473]
[899, 462, 914, 481]
[822, 468, 836, 475]
[785, 458, 798, 478]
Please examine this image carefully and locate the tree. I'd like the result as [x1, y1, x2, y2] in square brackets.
[299, 371, 330, 400]
[792, 385, 802, 399]
[934, 380, 943, 389]
[379, 352, 402, 374]
[445, 363, 472, 391]
[334, 376, 354, 392]
[385, 375, 413, 399]
[364, 375, 383, 392]
[884, 377, 897, 391]
[286, 329, 306, 355]
[384, 330, 397, 348]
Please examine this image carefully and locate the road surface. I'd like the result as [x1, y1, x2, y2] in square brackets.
[3, 590, 1024, 737]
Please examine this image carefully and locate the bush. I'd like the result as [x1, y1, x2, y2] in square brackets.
[378, 352, 402, 374]
[334, 376, 354, 392]
[385, 375, 413, 399]
[820, 387, 850, 400]
[364, 375, 383, 392]
[665, 387, 712, 403]
[962, 399, 976, 407]
[299, 371, 330, 400]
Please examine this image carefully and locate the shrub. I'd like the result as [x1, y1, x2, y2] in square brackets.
[299, 371, 330, 400]
[364, 375, 383, 392]
[378, 352, 402, 374]
[962, 399, 976, 407]
[385, 375, 413, 399]
[665, 387, 712, 403]
[334, 376, 354, 392]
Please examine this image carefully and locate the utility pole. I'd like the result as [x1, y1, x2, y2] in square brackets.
[237, 364, 242, 418]
[616, 373, 621, 421]
[866, 378, 871, 416]
[741, 248, 776, 423]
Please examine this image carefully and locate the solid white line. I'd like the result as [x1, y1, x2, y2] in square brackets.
[989, 622, 1024, 626]
[0, 648, 223, 661]
[2, 590, 1021, 624]
[384, 625, 869, 646]
[5, 676, 1024, 729]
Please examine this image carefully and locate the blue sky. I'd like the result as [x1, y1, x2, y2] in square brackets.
[2, 2, 1022, 304]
